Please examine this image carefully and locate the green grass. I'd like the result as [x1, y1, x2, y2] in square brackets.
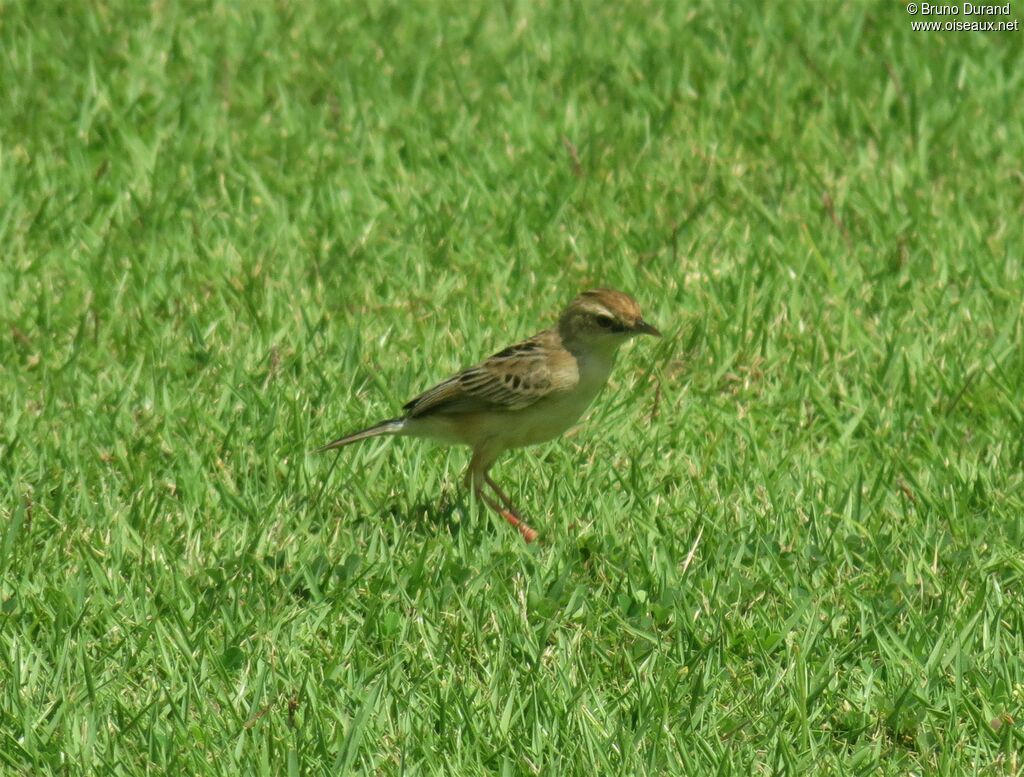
[2, 1, 1023, 774]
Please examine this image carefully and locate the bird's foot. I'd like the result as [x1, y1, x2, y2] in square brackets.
[499, 510, 538, 543]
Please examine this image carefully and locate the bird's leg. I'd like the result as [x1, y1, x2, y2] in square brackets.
[465, 457, 538, 543]
[483, 472, 538, 543]
[478, 486, 539, 544]
[484, 473, 521, 515]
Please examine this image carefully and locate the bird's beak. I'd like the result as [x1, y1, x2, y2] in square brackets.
[634, 319, 662, 337]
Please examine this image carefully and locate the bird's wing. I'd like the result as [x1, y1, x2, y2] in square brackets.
[402, 330, 577, 418]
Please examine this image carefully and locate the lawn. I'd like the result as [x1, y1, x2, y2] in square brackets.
[2, 1, 1023, 774]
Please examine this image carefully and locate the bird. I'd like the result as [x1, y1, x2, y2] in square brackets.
[315, 288, 661, 543]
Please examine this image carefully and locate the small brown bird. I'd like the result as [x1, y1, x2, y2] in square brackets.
[316, 288, 661, 542]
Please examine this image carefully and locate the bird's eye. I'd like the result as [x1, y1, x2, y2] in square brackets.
[595, 314, 615, 328]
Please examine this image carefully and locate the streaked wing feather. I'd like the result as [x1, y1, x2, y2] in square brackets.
[403, 331, 565, 418]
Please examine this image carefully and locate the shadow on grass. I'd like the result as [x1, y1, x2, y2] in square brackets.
[382, 492, 468, 539]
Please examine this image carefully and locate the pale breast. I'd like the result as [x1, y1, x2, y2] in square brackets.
[497, 346, 617, 448]
[403, 339, 618, 452]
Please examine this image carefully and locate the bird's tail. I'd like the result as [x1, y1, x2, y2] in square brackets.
[311, 417, 406, 453]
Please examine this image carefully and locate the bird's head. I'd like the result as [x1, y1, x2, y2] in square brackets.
[558, 288, 661, 350]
